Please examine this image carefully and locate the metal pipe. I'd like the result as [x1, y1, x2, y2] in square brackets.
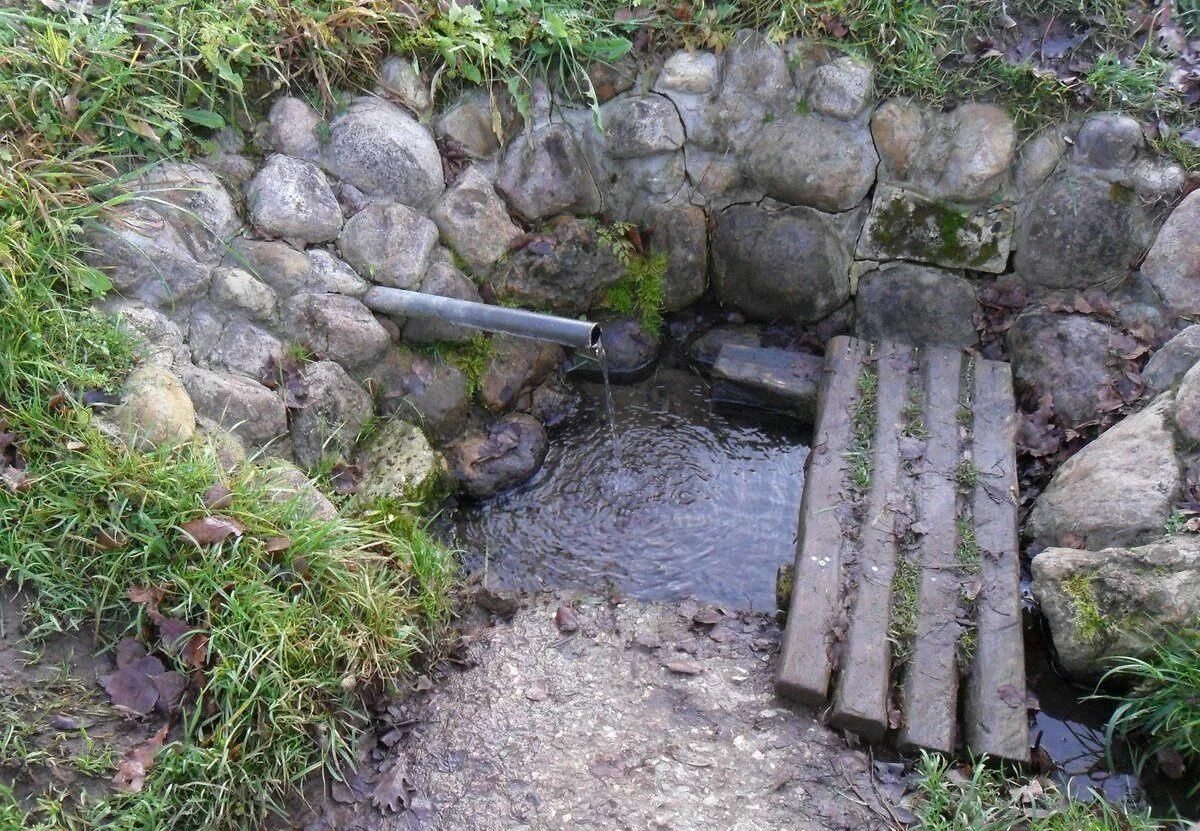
[362, 287, 601, 350]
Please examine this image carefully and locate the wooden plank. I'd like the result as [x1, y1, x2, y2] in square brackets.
[897, 348, 963, 754]
[964, 360, 1030, 763]
[831, 342, 912, 741]
[711, 344, 823, 425]
[777, 336, 865, 705]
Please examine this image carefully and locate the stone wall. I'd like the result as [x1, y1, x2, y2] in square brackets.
[87, 35, 1199, 513]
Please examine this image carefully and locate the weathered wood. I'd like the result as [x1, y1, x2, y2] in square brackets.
[711, 344, 824, 425]
[898, 349, 963, 754]
[831, 342, 912, 741]
[964, 360, 1030, 763]
[777, 336, 865, 705]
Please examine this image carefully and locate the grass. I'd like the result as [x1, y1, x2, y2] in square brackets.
[846, 366, 879, 491]
[415, 332, 494, 395]
[889, 552, 921, 668]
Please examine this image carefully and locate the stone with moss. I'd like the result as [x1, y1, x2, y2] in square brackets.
[352, 419, 448, 508]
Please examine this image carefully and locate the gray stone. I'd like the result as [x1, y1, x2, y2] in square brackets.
[854, 264, 977, 348]
[116, 365, 195, 450]
[684, 148, 764, 211]
[528, 376, 581, 428]
[253, 460, 338, 520]
[1015, 174, 1151, 291]
[1007, 311, 1120, 427]
[655, 50, 720, 95]
[378, 56, 432, 117]
[1141, 189, 1200, 317]
[435, 88, 520, 159]
[402, 262, 483, 344]
[322, 96, 444, 207]
[594, 317, 660, 381]
[337, 202, 439, 289]
[1013, 127, 1067, 196]
[210, 267, 278, 322]
[701, 30, 793, 150]
[1032, 536, 1200, 678]
[496, 123, 602, 221]
[224, 238, 312, 295]
[596, 153, 687, 219]
[599, 94, 685, 158]
[855, 185, 1013, 273]
[869, 99, 925, 180]
[480, 336, 564, 413]
[688, 325, 763, 372]
[1071, 113, 1144, 169]
[807, 56, 874, 120]
[644, 201, 707, 311]
[246, 154, 343, 243]
[430, 167, 522, 271]
[189, 308, 283, 379]
[742, 115, 877, 212]
[1145, 325, 1200, 393]
[264, 96, 323, 161]
[134, 162, 241, 264]
[489, 216, 625, 314]
[445, 413, 548, 499]
[1130, 158, 1185, 202]
[305, 249, 369, 296]
[353, 419, 446, 505]
[282, 293, 390, 370]
[360, 348, 470, 443]
[1028, 394, 1180, 550]
[179, 363, 287, 447]
[586, 55, 638, 103]
[290, 360, 374, 468]
[711, 204, 854, 323]
[103, 301, 187, 367]
[196, 416, 247, 473]
[1172, 360, 1200, 445]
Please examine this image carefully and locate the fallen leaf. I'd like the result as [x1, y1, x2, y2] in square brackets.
[414, 674, 433, 692]
[113, 723, 168, 793]
[371, 759, 413, 813]
[155, 617, 192, 648]
[1157, 746, 1186, 780]
[180, 515, 245, 546]
[263, 535, 292, 553]
[116, 638, 147, 669]
[554, 605, 580, 633]
[181, 632, 208, 670]
[329, 463, 359, 495]
[202, 483, 234, 510]
[95, 528, 128, 550]
[150, 671, 187, 712]
[101, 655, 166, 715]
[128, 585, 165, 610]
[996, 683, 1025, 708]
[665, 660, 703, 675]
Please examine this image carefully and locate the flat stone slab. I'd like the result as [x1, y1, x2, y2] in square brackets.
[855, 184, 1014, 273]
[777, 336, 1028, 763]
[711, 344, 823, 424]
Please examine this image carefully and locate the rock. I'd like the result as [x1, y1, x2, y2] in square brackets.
[1172, 361, 1200, 444]
[402, 262, 483, 344]
[289, 361, 374, 468]
[430, 167, 523, 271]
[253, 460, 338, 520]
[687, 325, 763, 372]
[599, 94, 685, 158]
[354, 420, 446, 505]
[1013, 127, 1067, 196]
[210, 267, 278, 322]
[188, 309, 283, 379]
[595, 153, 687, 219]
[263, 96, 323, 161]
[854, 264, 977, 348]
[196, 416, 246, 473]
[480, 336, 564, 413]
[1014, 174, 1150, 290]
[742, 115, 877, 212]
[854, 185, 1013, 273]
[378, 56, 432, 116]
[1028, 394, 1180, 550]
[644, 201, 708, 310]
[282, 293, 390, 370]
[246, 154, 343, 244]
[445, 413, 548, 498]
[338, 202, 439, 289]
[701, 30, 793, 150]
[224, 239, 312, 295]
[321, 97, 444, 207]
[361, 348, 470, 443]
[134, 162, 241, 264]
[103, 301, 187, 367]
[1032, 536, 1200, 677]
[711, 344, 823, 423]
[655, 51, 720, 95]
[179, 363, 287, 447]
[1071, 113, 1144, 169]
[806, 56, 874, 120]
[1007, 311, 1120, 427]
[435, 88, 519, 160]
[489, 216, 625, 314]
[115, 365, 195, 450]
[1129, 158, 1185, 202]
[711, 204, 854, 323]
[496, 123, 602, 221]
[870, 99, 925, 180]
[305, 249, 369, 296]
[1140, 189, 1200, 317]
[582, 318, 660, 381]
[528, 377, 581, 428]
[1145, 325, 1200, 393]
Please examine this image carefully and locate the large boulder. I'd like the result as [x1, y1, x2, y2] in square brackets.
[282, 293, 390, 370]
[1171, 360, 1200, 445]
[179, 363, 287, 447]
[252, 460, 338, 520]
[479, 336, 564, 413]
[377, 56, 432, 117]
[711, 204, 854, 323]
[289, 360, 374, 468]
[434, 88, 520, 160]
[353, 420, 447, 505]
[444, 413, 549, 499]
[338, 202, 439, 289]
[806, 56, 874, 120]
[1144, 324, 1200, 393]
[1140, 189, 1200, 318]
[133, 162, 241, 264]
[700, 30, 793, 151]
[430, 167, 523, 272]
[115, 365, 195, 450]
[321, 97, 444, 208]
[598, 94, 685, 158]
[1028, 394, 1181, 550]
[496, 123, 602, 221]
[1007, 311, 1120, 427]
[246, 154, 343, 244]
[854, 264, 977, 348]
[1032, 536, 1200, 677]
[742, 115, 877, 212]
[360, 348, 470, 443]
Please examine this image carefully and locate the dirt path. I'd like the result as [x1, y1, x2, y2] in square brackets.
[304, 593, 892, 831]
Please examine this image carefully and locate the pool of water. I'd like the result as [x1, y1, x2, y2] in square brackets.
[441, 366, 809, 610]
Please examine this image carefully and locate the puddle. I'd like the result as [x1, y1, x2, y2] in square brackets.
[441, 365, 809, 610]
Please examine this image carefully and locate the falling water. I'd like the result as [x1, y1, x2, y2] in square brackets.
[594, 342, 622, 458]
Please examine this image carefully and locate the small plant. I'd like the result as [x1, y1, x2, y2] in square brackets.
[902, 385, 928, 439]
[889, 552, 921, 666]
[599, 221, 668, 336]
[417, 333, 494, 395]
[955, 458, 979, 493]
[1062, 573, 1110, 645]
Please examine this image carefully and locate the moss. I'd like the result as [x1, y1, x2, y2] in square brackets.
[868, 194, 985, 264]
[1110, 182, 1136, 205]
[776, 563, 794, 620]
[415, 333, 493, 395]
[1063, 573, 1111, 645]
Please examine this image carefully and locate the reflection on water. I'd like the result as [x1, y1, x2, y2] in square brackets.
[442, 367, 809, 610]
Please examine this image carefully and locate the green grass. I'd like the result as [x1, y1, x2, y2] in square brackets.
[889, 552, 921, 668]
[415, 332, 494, 396]
[846, 366, 879, 491]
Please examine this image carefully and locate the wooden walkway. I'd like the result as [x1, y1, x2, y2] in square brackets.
[776, 336, 1029, 763]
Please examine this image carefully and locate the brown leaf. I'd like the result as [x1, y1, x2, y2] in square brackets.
[263, 535, 292, 554]
[371, 759, 413, 813]
[1157, 746, 1186, 780]
[181, 632, 209, 670]
[95, 528, 128, 550]
[113, 723, 169, 793]
[996, 683, 1024, 708]
[554, 605, 580, 633]
[129, 585, 165, 611]
[329, 462, 360, 495]
[155, 617, 192, 648]
[180, 515, 245, 546]
[202, 483, 234, 510]
[101, 655, 166, 715]
[116, 639, 147, 669]
[665, 660, 703, 675]
[150, 672, 187, 712]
